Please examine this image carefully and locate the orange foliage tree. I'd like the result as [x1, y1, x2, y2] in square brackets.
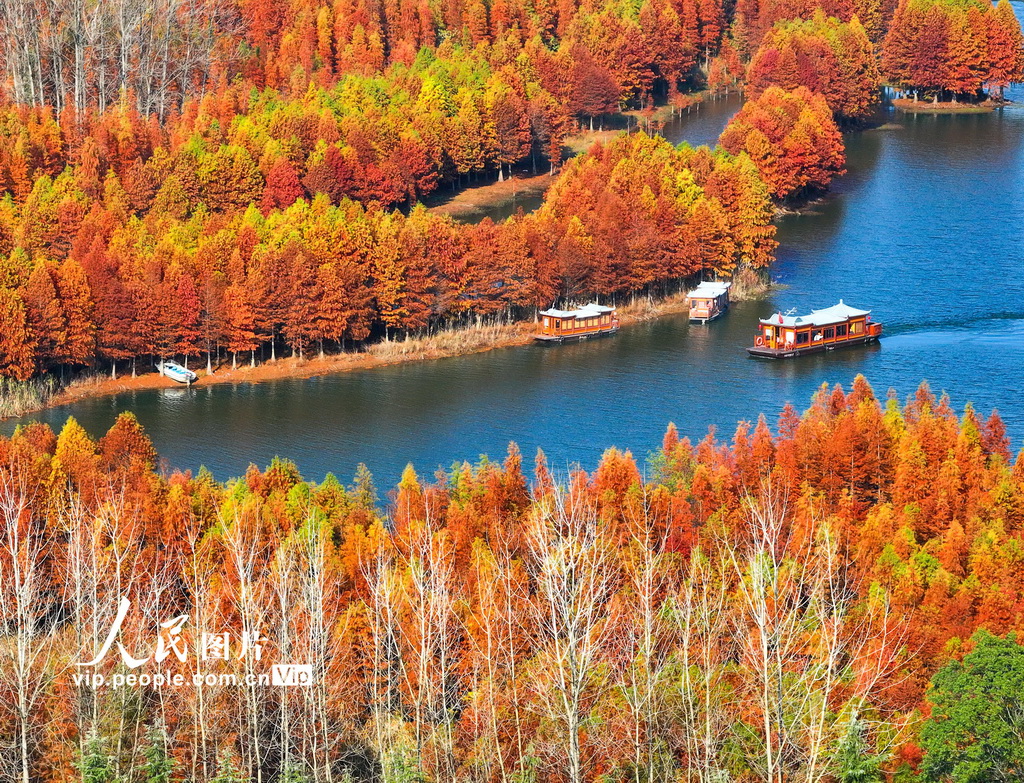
[719, 85, 847, 200]
[1, 377, 1023, 780]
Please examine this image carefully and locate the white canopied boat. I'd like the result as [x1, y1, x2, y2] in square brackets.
[536, 303, 619, 343]
[157, 360, 198, 384]
[688, 281, 732, 323]
[747, 300, 883, 358]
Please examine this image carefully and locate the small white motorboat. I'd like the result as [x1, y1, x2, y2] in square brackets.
[157, 360, 198, 385]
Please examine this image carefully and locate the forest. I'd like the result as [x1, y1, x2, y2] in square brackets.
[2, 378, 1024, 781]
[0, 0, 1015, 383]
[0, 0, 1022, 775]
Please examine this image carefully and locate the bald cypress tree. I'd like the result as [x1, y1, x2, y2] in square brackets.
[0, 287, 36, 380]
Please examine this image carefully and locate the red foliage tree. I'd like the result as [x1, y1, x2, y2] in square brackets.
[260, 157, 305, 214]
[720, 85, 846, 199]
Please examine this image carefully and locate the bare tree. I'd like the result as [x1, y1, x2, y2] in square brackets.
[293, 514, 349, 781]
[465, 538, 533, 783]
[56, 485, 148, 772]
[614, 493, 675, 783]
[0, 0, 242, 114]
[181, 516, 224, 783]
[0, 465, 57, 783]
[728, 481, 909, 782]
[672, 546, 732, 783]
[526, 489, 621, 783]
[220, 509, 272, 783]
[391, 511, 461, 783]
[364, 539, 419, 783]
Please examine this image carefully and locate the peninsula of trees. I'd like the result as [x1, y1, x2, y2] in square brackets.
[0, 0, 1019, 385]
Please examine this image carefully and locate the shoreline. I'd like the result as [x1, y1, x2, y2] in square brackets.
[425, 171, 555, 221]
[6, 87, 755, 424]
[892, 97, 1004, 114]
[424, 89, 730, 223]
[8, 280, 775, 422]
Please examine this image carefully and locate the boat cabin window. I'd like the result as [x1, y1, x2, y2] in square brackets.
[851, 321, 863, 334]
[544, 317, 550, 327]
[796, 331, 809, 345]
[554, 320, 561, 330]
[836, 324, 847, 337]
[823, 327, 834, 339]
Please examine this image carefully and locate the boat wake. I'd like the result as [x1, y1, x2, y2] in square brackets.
[882, 312, 1024, 339]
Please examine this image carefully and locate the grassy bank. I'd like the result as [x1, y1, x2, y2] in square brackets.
[893, 98, 999, 114]
[4, 272, 775, 421]
[428, 89, 725, 221]
[0, 376, 60, 419]
[425, 172, 555, 221]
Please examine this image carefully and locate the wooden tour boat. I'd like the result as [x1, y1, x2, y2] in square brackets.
[747, 300, 882, 359]
[688, 281, 732, 323]
[536, 303, 619, 343]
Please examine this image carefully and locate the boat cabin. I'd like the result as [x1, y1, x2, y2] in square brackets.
[748, 300, 883, 358]
[688, 281, 732, 323]
[536, 303, 619, 343]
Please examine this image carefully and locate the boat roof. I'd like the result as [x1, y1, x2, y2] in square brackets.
[540, 303, 615, 318]
[760, 300, 871, 327]
[688, 281, 731, 297]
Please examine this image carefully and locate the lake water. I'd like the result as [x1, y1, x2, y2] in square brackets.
[10, 80, 1024, 487]
[661, 90, 746, 147]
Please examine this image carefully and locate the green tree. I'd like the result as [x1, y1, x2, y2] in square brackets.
[77, 731, 114, 783]
[282, 764, 312, 783]
[921, 630, 1024, 782]
[141, 721, 175, 783]
[837, 711, 885, 783]
[211, 751, 243, 783]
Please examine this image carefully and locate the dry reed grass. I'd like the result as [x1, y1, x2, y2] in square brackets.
[0, 376, 59, 419]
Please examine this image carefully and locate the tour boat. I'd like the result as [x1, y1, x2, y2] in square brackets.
[536, 303, 619, 343]
[747, 300, 882, 359]
[157, 360, 198, 384]
[688, 281, 732, 323]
